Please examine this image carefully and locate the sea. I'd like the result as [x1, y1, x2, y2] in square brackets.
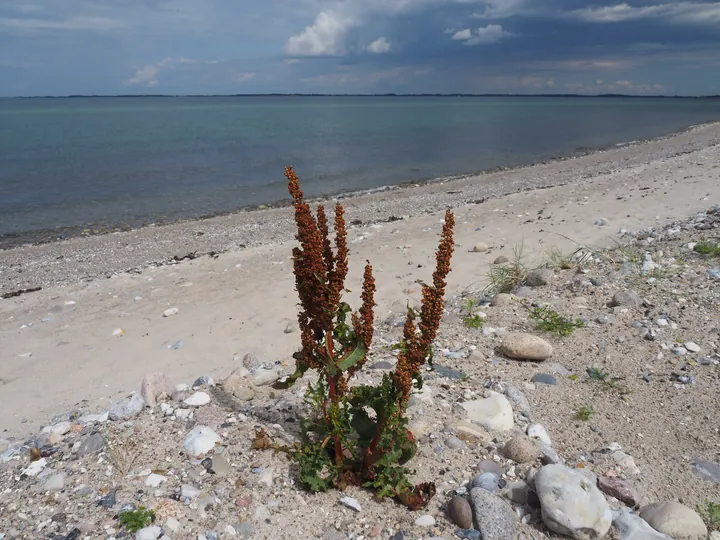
[1, 95, 719, 243]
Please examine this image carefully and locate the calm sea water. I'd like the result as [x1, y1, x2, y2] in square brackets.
[1, 96, 720, 239]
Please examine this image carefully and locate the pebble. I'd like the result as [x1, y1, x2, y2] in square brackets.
[683, 341, 700, 353]
[612, 450, 641, 475]
[184, 391, 211, 406]
[639, 502, 707, 538]
[340, 495, 362, 512]
[135, 526, 163, 540]
[610, 290, 641, 307]
[526, 268, 554, 287]
[530, 373, 557, 385]
[140, 372, 173, 407]
[491, 293, 516, 306]
[163, 307, 179, 317]
[597, 476, 640, 507]
[690, 457, 720, 484]
[76, 433, 105, 457]
[500, 333, 553, 361]
[445, 436, 466, 450]
[611, 508, 672, 540]
[503, 436, 540, 463]
[455, 530, 482, 540]
[472, 242, 489, 253]
[251, 368, 281, 386]
[469, 487, 517, 540]
[493, 255, 509, 264]
[526, 424, 552, 446]
[98, 489, 117, 508]
[505, 480, 529, 505]
[108, 393, 145, 421]
[184, 426, 222, 457]
[414, 514, 436, 527]
[144, 473, 167, 487]
[448, 495, 473, 529]
[535, 464, 611, 540]
[472, 472, 500, 493]
[477, 460, 503, 476]
[222, 373, 256, 401]
[181, 484, 201, 499]
[44, 472, 66, 491]
[596, 315, 611, 325]
[460, 391, 514, 431]
[193, 375, 215, 387]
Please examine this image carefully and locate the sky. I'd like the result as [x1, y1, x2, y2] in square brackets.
[1, 0, 720, 96]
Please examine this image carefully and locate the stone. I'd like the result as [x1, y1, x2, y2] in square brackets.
[611, 508, 672, 540]
[456, 530, 482, 540]
[535, 464, 612, 540]
[504, 436, 540, 463]
[184, 426, 222, 457]
[597, 476, 640, 507]
[183, 391, 211, 406]
[242, 352, 262, 372]
[493, 255, 510, 264]
[163, 307, 179, 317]
[222, 374, 256, 401]
[683, 342, 701, 353]
[339, 495, 361, 512]
[472, 242, 489, 253]
[140, 372, 173, 407]
[531, 373, 557, 385]
[690, 457, 720, 484]
[460, 391, 514, 431]
[612, 450, 641, 475]
[500, 333, 553, 361]
[77, 433, 105, 457]
[469, 487, 517, 540]
[414, 515, 436, 527]
[611, 290, 641, 307]
[43, 421, 73, 436]
[526, 268, 554, 287]
[452, 421, 491, 443]
[504, 386, 531, 418]
[98, 489, 117, 508]
[539, 442, 563, 465]
[445, 436, 466, 450]
[144, 473, 167, 487]
[193, 375, 215, 387]
[448, 496, 473, 529]
[527, 424, 552, 446]
[639, 502, 707, 538]
[135, 526, 163, 540]
[491, 293, 516, 306]
[45, 472, 66, 491]
[108, 393, 145, 421]
[251, 369, 281, 386]
[473, 472, 500, 493]
[505, 481, 529, 505]
[233, 522, 255, 537]
[477, 460, 503, 476]
[181, 484, 201, 500]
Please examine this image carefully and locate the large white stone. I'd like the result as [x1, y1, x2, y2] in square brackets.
[135, 526, 163, 540]
[460, 391, 514, 431]
[612, 508, 672, 540]
[535, 464, 612, 540]
[639, 502, 707, 538]
[183, 391, 211, 407]
[183, 426, 221, 457]
[251, 369, 281, 386]
[500, 333, 553, 361]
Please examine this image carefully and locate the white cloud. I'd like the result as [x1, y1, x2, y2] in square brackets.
[0, 15, 122, 31]
[123, 57, 219, 87]
[367, 36, 391, 53]
[233, 72, 256, 83]
[470, 0, 529, 19]
[566, 79, 666, 94]
[286, 12, 351, 56]
[520, 76, 555, 88]
[451, 24, 513, 45]
[570, 2, 720, 25]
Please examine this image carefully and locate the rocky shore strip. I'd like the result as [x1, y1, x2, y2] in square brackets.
[1, 206, 719, 540]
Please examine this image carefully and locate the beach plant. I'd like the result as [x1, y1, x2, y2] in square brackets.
[574, 406, 595, 421]
[273, 166, 455, 509]
[529, 306, 584, 336]
[461, 297, 485, 329]
[118, 506, 155, 533]
[486, 242, 528, 295]
[693, 240, 720, 257]
[698, 500, 720, 531]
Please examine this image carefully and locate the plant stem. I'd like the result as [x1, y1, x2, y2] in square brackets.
[326, 331, 343, 465]
[363, 412, 386, 473]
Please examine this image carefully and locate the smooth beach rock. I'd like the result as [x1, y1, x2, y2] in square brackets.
[472, 472, 500, 493]
[469, 487, 517, 540]
[163, 307, 179, 317]
[493, 255, 510, 264]
[184, 426, 221, 457]
[109, 393, 145, 421]
[448, 495, 473, 529]
[44, 472, 66, 491]
[690, 457, 720, 484]
[460, 391, 514, 431]
[491, 293, 516, 306]
[611, 508, 672, 540]
[472, 242, 489, 253]
[535, 464, 612, 540]
[135, 526, 163, 540]
[452, 420, 491, 444]
[597, 476, 640, 507]
[505, 481, 529, 505]
[251, 369, 281, 386]
[639, 502, 707, 538]
[500, 333, 553, 361]
[222, 373, 256, 401]
[526, 268, 554, 287]
[503, 435, 540, 464]
[76, 433, 104, 457]
[527, 423, 552, 446]
[140, 372, 173, 407]
[610, 290, 641, 307]
[183, 391, 211, 407]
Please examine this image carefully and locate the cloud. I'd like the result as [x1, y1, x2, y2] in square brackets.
[566, 79, 666, 94]
[233, 72, 256, 83]
[451, 24, 513, 45]
[123, 57, 219, 87]
[286, 12, 352, 56]
[0, 15, 122, 31]
[569, 2, 720, 25]
[469, 0, 529, 19]
[367, 37, 391, 53]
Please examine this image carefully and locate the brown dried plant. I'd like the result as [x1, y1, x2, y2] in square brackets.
[275, 166, 454, 509]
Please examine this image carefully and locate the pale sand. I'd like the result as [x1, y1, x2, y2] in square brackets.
[1, 123, 719, 437]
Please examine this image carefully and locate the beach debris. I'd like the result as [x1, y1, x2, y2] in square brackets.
[112, 328, 125, 336]
[1, 286, 42, 299]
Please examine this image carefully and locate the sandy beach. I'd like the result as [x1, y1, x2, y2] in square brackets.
[1, 122, 719, 438]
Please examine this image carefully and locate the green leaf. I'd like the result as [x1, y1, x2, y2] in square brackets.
[349, 408, 375, 442]
[272, 360, 309, 390]
[336, 339, 366, 372]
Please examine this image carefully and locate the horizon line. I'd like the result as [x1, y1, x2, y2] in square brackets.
[4, 93, 720, 99]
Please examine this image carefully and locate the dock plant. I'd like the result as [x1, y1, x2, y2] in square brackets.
[273, 166, 455, 509]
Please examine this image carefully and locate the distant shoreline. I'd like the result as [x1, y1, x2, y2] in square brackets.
[5, 93, 720, 99]
[1, 119, 718, 251]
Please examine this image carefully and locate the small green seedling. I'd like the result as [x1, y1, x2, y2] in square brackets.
[575, 406, 595, 421]
[529, 306, 584, 336]
[461, 298, 486, 329]
[693, 241, 720, 257]
[118, 507, 156, 533]
[698, 500, 720, 531]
